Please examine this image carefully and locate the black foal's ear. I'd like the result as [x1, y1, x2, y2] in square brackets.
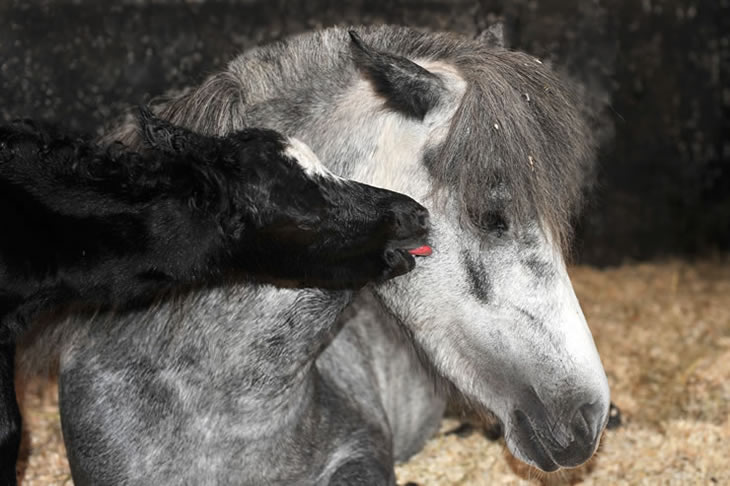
[348, 31, 445, 120]
[137, 105, 199, 155]
[475, 22, 507, 48]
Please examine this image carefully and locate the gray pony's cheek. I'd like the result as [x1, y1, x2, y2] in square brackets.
[520, 254, 555, 281]
[460, 249, 493, 304]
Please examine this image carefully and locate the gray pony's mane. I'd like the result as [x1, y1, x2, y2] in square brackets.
[106, 25, 596, 252]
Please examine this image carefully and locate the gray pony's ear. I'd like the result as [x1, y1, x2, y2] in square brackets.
[348, 31, 444, 120]
[137, 105, 199, 155]
[475, 22, 507, 48]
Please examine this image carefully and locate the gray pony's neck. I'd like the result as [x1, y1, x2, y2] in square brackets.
[144, 285, 353, 411]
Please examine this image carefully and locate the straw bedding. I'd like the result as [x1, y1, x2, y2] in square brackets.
[16, 259, 730, 485]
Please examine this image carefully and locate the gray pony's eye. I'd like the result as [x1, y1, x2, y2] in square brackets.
[470, 209, 510, 237]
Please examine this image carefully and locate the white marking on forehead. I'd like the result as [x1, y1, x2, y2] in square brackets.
[415, 59, 463, 80]
[416, 60, 467, 92]
[335, 78, 377, 114]
[338, 60, 467, 200]
[330, 80, 432, 196]
[415, 59, 468, 147]
[369, 115, 427, 190]
[284, 138, 337, 179]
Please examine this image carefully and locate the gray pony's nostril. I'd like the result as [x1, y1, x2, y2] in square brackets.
[571, 401, 607, 446]
[520, 398, 608, 469]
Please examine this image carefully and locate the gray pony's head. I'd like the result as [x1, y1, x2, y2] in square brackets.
[134, 25, 610, 472]
[329, 28, 609, 472]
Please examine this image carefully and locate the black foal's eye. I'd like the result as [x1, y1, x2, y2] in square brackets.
[470, 210, 510, 237]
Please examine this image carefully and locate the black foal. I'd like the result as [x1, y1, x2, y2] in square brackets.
[0, 109, 429, 484]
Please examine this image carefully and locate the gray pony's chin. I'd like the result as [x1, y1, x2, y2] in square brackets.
[504, 415, 561, 472]
[505, 435, 561, 473]
[504, 408, 604, 473]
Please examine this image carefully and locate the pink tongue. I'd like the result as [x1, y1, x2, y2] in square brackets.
[408, 245, 433, 257]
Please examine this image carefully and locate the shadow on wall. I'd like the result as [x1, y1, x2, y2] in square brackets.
[0, 0, 727, 265]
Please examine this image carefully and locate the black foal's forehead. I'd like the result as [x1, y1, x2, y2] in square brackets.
[228, 128, 289, 160]
[231, 127, 286, 146]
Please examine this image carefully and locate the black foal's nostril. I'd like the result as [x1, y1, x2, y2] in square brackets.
[382, 249, 415, 278]
[388, 200, 430, 240]
[384, 249, 398, 267]
[416, 208, 430, 230]
[393, 211, 406, 230]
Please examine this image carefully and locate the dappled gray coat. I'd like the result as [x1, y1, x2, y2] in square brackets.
[27, 25, 610, 485]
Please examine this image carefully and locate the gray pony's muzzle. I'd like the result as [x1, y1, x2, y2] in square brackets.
[509, 387, 609, 471]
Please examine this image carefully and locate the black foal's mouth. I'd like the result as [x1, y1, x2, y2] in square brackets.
[407, 244, 433, 257]
[386, 234, 433, 257]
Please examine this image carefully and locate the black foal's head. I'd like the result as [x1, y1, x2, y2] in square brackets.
[136, 106, 431, 287]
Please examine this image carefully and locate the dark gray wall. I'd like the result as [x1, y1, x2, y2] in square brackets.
[1, 0, 727, 265]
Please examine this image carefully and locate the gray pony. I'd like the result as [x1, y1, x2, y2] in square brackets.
[30, 25, 609, 485]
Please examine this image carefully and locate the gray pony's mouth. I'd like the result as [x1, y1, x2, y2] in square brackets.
[510, 410, 560, 472]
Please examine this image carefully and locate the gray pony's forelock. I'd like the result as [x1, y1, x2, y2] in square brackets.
[428, 47, 596, 252]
